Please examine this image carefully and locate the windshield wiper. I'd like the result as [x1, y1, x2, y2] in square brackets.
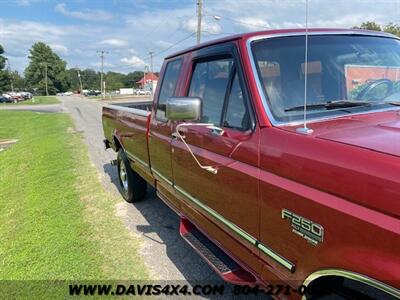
[284, 100, 371, 112]
[383, 100, 400, 106]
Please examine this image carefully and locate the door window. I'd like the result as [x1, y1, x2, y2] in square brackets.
[188, 58, 233, 124]
[156, 58, 183, 120]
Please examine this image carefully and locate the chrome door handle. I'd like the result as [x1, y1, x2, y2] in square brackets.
[208, 126, 224, 136]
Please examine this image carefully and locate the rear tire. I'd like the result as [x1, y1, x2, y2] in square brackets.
[117, 149, 147, 203]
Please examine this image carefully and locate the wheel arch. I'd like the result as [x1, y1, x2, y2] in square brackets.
[112, 131, 124, 152]
[302, 268, 400, 299]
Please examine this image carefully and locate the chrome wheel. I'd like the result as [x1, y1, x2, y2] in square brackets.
[119, 160, 128, 192]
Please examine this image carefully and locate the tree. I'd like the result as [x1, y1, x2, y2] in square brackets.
[355, 21, 400, 37]
[66, 68, 148, 92]
[81, 69, 100, 90]
[125, 71, 144, 88]
[0, 45, 10, 93]
[355, 21, 382, 31]
[9, 71, 25, 91]
[383, 23, 400, 37]
[67, 68, 80, 92]
[24, 42, 69, 95]
[106, 71, 126, 91]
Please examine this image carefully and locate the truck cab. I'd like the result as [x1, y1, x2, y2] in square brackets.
[103, 29, 400, 299]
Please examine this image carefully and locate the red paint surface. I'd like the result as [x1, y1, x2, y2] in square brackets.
[103, 29, 400, 296]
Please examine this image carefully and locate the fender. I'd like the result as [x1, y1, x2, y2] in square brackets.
[112, 129, 124, 151]
[302, 269, 400, 299]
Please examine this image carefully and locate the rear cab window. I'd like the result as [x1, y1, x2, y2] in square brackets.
[156, 58, 183, 120]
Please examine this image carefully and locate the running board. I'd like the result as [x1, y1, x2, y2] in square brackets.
[179, 217, 257, 285]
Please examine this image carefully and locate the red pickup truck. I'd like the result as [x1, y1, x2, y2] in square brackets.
[102, 29, 400, 299]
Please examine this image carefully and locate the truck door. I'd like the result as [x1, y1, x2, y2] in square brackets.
[171, 44, 261, 273]
[148, 58, 183, 210]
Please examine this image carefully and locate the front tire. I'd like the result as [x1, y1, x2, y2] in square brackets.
[117, 149, 147, 203]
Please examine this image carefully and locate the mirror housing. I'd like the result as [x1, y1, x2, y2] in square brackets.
[166, 97, 202, 121]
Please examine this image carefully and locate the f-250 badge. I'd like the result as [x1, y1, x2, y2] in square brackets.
[282, 209, 324, 246]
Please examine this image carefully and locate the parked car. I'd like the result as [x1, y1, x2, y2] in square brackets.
[1, 94, 13, 103]
[84, 90, 101, 96]
[6, 92, 23, 103]
[135, 89, 151, 96]
[102, 29, 400, 299]
[20, 92, 32, 100]
[0, 96, 10, 103]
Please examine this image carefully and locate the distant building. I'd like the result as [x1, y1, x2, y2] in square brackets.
[137, 72, 158, 92]
[345, 65, 400, 95]
[119, 88, 134, 95]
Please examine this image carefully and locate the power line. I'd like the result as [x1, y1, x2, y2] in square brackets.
[113, 31, 197, 71]
[201, 30, 236, 36]
[151, 32, 196, 58]
[144, 12, 197, 57]
[141, 9, 198, 67]
[144, 12, 174, 37]
[99, 2, 202, 74]
[203, 11, 270, 29]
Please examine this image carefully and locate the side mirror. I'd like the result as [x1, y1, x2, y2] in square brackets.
[166, 97, 202, 121]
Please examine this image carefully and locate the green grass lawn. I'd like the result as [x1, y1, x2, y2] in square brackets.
[2, 96, 60, 105]
[0, 111, 148, 296]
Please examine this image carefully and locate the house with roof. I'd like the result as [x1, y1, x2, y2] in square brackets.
[137, 72, 158, 92]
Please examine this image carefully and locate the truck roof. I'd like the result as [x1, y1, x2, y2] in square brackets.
[165, 28, 397, 59]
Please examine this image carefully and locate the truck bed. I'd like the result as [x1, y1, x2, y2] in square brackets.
[102, 101, 152, 179]
[110, 101, 153, 112]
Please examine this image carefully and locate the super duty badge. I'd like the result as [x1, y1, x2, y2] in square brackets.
[282, 209, 324, 246]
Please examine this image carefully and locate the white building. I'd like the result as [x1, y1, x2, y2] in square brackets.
[137, 72, 158, 93]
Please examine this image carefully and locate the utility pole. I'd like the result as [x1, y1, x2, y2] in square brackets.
[5, 58, 14, 92]
[196, 0, 203, 44]
[97, 50, 108, 99]
[41, 62, 49, 96]
[75, 66, 83, 94]
[143, 65, 147, 91]
[149, 51, 154, 96]
[149, 51, 154, 74]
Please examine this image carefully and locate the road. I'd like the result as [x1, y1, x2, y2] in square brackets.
[60, 96, 225, 286]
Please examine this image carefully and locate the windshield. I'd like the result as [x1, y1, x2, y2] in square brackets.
[251, 34, 400, 123]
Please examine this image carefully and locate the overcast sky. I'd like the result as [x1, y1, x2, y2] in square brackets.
[1, 0, 400, 74]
